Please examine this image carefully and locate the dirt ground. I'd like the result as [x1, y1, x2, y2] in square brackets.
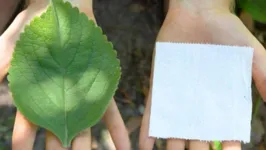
[0, 0, 266, 150]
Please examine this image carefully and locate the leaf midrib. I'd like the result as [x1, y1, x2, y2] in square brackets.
[50, 0, 68, 144]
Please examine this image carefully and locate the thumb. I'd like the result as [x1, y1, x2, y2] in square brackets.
[0, 36, 12, 81]
[0, 2, 48, 81]
[252, 37, 266, 101]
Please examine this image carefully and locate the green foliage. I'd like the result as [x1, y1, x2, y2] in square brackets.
[8, 0, 120, 147]
[253, 97, 262, 119]
[213, 141, 222, 150]
[237, 0, 266, 23]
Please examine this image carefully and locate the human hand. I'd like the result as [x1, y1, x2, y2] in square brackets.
[0, 0, 131, 149]
[139, 0, 266, 150]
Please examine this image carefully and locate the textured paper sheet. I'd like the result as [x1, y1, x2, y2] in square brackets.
[149, 42, 254, 142]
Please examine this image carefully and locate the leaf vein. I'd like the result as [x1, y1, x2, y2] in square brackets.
[20, 51, 61, 109]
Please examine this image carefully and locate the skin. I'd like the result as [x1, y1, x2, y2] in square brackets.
[0, 0, 131, 149]
[139, 0, 266, 150]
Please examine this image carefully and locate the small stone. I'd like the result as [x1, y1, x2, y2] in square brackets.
[138, 105, 145, 114]
[128, 3, 145, 13]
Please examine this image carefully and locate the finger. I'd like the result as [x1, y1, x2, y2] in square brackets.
[139, 90, 156, 150]
[189, 140, 210, 150]
[139, 50, 156, 150]
[72, 128, 91, 150]
[12, 111, 37, 150]
[102, 99, 131, 150]
[45, 131, 68, 150]
[222, 141, 241, 150]
[166, 139, 185, 150]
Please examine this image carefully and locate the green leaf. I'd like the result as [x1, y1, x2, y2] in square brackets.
[213, 141, 222, 150]
[238, 0, 266, 23]
[8, 0, 120, 148]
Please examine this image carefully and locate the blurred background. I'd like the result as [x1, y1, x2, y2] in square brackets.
[0, 0, 266, 150]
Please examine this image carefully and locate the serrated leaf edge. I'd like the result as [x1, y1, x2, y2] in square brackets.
[8, 0, 121, 147]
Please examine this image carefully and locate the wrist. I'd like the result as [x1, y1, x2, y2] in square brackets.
[168, 0, 234, 14]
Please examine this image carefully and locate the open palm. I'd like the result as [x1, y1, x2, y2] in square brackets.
[0, 0, 130, 150]
[140, 4, 266, 150]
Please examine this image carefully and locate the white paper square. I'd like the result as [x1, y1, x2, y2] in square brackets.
[149, 42, 254, 142]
